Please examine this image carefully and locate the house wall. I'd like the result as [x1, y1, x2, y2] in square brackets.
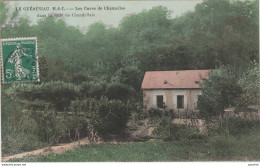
[172, 90, 188, 109]
[185, 89, 201, 110]
[143, 90, 167, 109]
[143, 89, 201, 111]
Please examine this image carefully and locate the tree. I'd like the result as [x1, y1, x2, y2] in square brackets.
[198, 65, 243, 118]
[0, 2, 8, 26]
[236, 61, 260, 110]
[171, 0, 258, 69]
[120, 7, 173, 58]
[198, 61, 259, 119]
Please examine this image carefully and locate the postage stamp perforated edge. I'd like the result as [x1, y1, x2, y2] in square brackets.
[0, 37, 40, 84]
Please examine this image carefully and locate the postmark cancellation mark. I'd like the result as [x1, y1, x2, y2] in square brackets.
[1, 37, 39, 83]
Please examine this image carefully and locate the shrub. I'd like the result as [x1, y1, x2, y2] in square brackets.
[2, 133, 44, 155]
[80, 81, 106, 99]
[153, 114, 201, 141]
[2, 112, 46, 155]
[187, 132, 207, 141]
[69, 97, 131, 137]
[28, 106, 86, 145]
[130, 103, 146, 122]
[105, 82, 135, 101]
[148, 108, 174, 117]
[29, 109, 59, 144]
[215, 117, 260, 136]
[148, 108, 163, 117]
[154, 123, 201, 141]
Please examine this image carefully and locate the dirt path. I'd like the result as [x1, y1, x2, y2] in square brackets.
[2, 137, 93, 162]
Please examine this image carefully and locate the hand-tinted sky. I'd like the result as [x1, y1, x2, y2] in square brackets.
[7, 1, 202, 32]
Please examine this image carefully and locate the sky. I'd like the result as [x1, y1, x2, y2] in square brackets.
[6, 1, 202, 32]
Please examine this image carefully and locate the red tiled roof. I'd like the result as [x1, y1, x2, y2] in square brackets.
[141, 70, 211, 89]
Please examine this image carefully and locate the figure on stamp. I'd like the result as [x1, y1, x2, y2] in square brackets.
[7, 43, 32, 80]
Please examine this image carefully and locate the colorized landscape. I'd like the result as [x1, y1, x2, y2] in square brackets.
[1, 0, 259, 162]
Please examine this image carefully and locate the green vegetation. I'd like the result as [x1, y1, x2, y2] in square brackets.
[153, 118, 204, 142]
[7, 115, 260, 161]
[69, 97, 132, 137]
[198, 61, 259, 120]
[1, 0, 259, 159]
[10, 130, 260, 161]
[213, 117, 260, 136]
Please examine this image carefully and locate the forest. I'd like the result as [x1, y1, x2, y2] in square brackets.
[1, 0, 259, 160]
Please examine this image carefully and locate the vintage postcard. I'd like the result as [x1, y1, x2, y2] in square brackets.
[0, 0, 259, 165]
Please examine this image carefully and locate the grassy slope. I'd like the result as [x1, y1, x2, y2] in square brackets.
[9, 131, 260, 162]
[10, 141, 202, 162]
[6, 139, 252, 162]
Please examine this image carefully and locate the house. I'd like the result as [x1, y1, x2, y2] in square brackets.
[141, 70, 211, 111]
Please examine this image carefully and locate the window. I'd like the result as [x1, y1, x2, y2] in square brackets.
[195, 95, 202, 109]
[156, 95, 164, 108]
[177, 95, 184, 109]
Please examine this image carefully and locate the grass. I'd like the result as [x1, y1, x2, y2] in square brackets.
[8, 139, 216, 162]
[9, 133, 260, 162]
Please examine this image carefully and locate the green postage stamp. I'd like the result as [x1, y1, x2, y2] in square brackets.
[1, 37, 39, 83]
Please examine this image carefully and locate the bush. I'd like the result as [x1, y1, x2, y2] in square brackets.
[80, 81, 106, 99]
[215, 117, 260, 136]
[30, 109, 60, 144]
[3, 96, 132, 155]
[29, 106, 87, 145]
[3, 133, 44, 155]
[148, 108, 163, 117]
[187, 132, 207, 141]
[154, 123, 201, 141]
[130, 103, 146, 122]
[70, 97, 131, 137]
[105, 82, 135, 101]
[153, 114, 201, 141]
[148, 108, 174, 117]
[2, 112, 46, 155]
[2, 106, 90, 156]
